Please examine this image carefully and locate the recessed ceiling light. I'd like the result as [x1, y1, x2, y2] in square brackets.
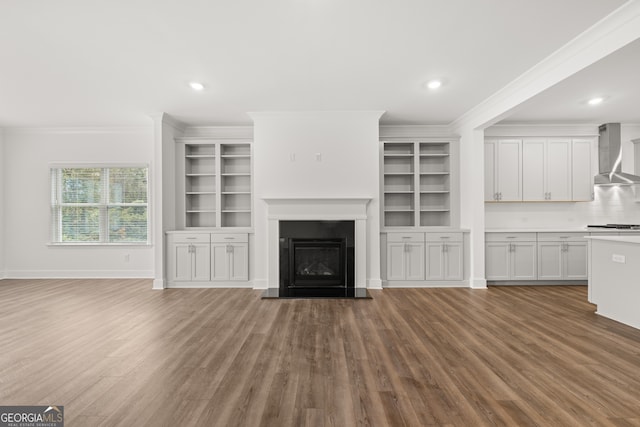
[189, 82, 205, 91]
[426, 80, 442, 90]
[588, 97, 604, 105]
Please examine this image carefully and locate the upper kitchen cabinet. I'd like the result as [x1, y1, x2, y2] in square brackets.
[522, 138, 571, 201]
[382, 140, 457, 228]
[484, 139, 522, 202]
[485, 136, 594, 202]
[175, 138, 253, 229]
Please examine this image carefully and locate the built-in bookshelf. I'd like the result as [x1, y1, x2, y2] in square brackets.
[382, 141, 451, 227]
[179, 140, 252, 229]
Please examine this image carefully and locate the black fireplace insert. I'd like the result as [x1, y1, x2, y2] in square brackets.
[278, 220, 357, 298]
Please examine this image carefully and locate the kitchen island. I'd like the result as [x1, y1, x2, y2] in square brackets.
[587, 235, 640, 330]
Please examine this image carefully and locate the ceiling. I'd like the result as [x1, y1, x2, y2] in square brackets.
[0, 0, 632, 128]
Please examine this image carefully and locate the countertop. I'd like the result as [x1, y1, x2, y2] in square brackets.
[585, 235, 640, 244]
[486, 228, 640, 233]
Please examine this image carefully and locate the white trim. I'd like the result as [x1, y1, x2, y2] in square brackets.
[4, 270, 154, 279]
[471, 278, 488, 289]
[182, 126, 254, 139]
[167, 281, 253, 289]
[367, 279, 383, 289]
[380, 125, 457, 139]
[452, 0, 640, 131]
[152, 278, 165, 289]
[485, 124, 600, 138]
[3, 126, 151, 135]
[383, 280, 469, 288]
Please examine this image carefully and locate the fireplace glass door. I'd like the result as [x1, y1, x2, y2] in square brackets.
[290, 239, 345, 287]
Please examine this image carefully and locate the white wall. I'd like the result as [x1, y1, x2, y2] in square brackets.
[485, 124, 640, 229]
[0, 129, 5, 279]
[250, 111, 383, 289]
[3, 127, 155, 278]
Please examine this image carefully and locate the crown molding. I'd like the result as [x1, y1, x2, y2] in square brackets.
[452, 0, 640, 132]
[3, 126, 152, 135]
[181, 125, 254, 139]
[379, 124, 457, 139]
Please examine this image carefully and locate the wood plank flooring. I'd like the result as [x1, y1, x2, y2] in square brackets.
[1, 280, 640, 426]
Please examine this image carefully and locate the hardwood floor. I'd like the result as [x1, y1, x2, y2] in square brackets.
[1, 280, 640, 426]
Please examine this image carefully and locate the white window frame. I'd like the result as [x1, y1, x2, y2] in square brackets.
[50, 164, 150, 245]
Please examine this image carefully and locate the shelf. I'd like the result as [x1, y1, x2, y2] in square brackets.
[383, 140, 452, 229]
[181, 142, 252, 229]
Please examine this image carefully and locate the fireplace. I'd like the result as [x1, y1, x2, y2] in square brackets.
[279, 220, 356, 297]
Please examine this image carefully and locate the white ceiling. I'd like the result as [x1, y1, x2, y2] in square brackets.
[0, 0, 631, 128]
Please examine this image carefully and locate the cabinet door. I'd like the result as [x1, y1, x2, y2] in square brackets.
[546, 139, 571, 201]
[171, 243, 193, 282]
[211, 243, 228, 281]
[497, 139, 522, 201]
[229, 243, 249, 281]
[572, 139, 593, 201]
[511, 242, 537, 280]
[386, 242, 407, 280]
[484, 140, 497, 201]
[405, 242, 425, 281]
[485, 242, 510, 280]
[522, 139, 546, 201]
[191, 243, 211, 281]
[425, 242, 444, 281]
[565, 241, 588, 280]
[537, 241, 563, 280]
[444, 242, 463, 281]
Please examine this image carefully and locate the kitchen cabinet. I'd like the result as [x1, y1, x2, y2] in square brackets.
[485, 233, 537, 280]
[167, 233, 211, 282]
[485, 139, 522, 202]
[522, 138, 571, 201]
[211, 234, 249, 281]
[425, 232, 463, 280]
[572, 138, 594, 201]
[537, 233, 588, 280]
[486, 136, 595, 202]
[386, 232, 425, 280]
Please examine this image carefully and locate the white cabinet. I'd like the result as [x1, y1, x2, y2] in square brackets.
[572, 138, 594, 201]
[486, 136, 595, 202]
[167, 233, 211, 282]
[211, 234, 249, 281]
[537, 233, 587, 280]
[485, 233, 537, 280]
[386, 233, 425, 280]
[485, 139, 522, 201]
[522, 138, 571, 201]
[425, 232, 463, 280]
[166, 231, 250, 286]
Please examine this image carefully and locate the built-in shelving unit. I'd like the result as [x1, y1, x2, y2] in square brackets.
[382, 141, 451, 228]
[178, 139, 252, 229]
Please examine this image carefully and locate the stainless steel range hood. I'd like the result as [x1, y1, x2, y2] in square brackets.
[594, 123, 640, 185]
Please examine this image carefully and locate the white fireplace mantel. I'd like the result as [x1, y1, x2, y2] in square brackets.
[262, 197, 372, 289]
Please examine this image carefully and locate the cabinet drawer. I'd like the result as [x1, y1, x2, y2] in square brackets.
[485, 232, 536, 242]
[537, 232, 587, 242]
[170, 233, 211, 243]
[211, 233, 249, 243]
[386, 232, 425, 243]
[426, 232, 462, 242]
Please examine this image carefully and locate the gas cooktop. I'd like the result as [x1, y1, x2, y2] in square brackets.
[587, 224, 640, 230]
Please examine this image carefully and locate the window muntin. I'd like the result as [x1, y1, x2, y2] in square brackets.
[51, 166, 149, 244]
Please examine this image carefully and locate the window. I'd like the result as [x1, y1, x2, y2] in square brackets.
[50, 166, 149, 244]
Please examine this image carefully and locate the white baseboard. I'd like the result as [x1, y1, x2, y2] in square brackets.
[4, 270, 155, 279]
[471, 278, 488, 289]
[167, 281, 254, 289]
[367, 278, 383, 289]
[252, 279, 269, 290]
[152, 278, 165, 290]
[383, 280, 468, 288]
